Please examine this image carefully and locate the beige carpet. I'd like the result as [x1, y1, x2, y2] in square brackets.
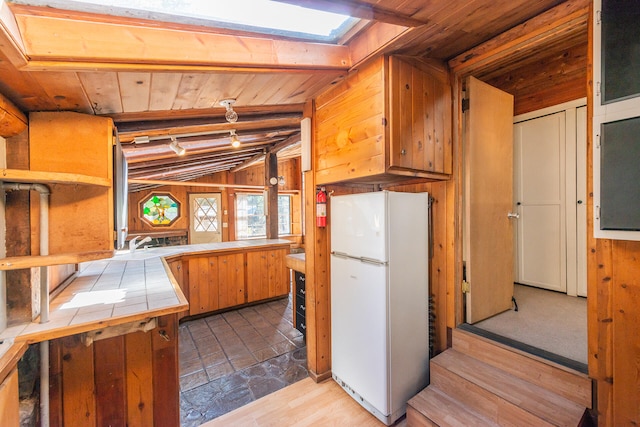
[473, 284, 587, 365]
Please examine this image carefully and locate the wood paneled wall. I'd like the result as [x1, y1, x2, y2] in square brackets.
[483, 40, 588, 116]
[5, 130, 32, 323]
[127, 172, 229, 237]
[49, 314, 179, 427]
[586, 9, 640, 425]
[446, 0, 640, 424]
[127, 158, 302, 243]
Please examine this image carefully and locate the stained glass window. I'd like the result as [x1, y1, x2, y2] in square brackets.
[141, 193, 180, 226]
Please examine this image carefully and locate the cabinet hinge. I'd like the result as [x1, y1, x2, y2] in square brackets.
[462, 98, 470, 112]
[382, 117, 388, 126]
[462, 280, 470, 294]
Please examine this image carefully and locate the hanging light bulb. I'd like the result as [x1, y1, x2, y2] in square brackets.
[229, 130, 241, 148]
[220, 99, 238, 123]
[169, 136, 186, 156]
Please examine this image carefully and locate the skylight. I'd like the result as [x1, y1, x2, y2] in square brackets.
[16, 0, 358, 42]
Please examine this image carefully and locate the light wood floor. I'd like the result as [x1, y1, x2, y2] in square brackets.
[200, 377, 408, 427]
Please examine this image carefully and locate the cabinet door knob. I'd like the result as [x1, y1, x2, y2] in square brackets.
[400, 149, 407, 155]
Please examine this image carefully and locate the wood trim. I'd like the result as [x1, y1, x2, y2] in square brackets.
[273, 0, 429, 27]
[14, 12, 351, 71]
[0, 250, 114, 271]
[0, 169, 110, 187]
[0, 341, 27, 385]
[127, 178, 264, 190]
[348, 21, 410, 69]
[0, 1, 27, 67]
[448, 0, 590, 76]
[118, 117, 302, 144]
[0, 93, 27, 138]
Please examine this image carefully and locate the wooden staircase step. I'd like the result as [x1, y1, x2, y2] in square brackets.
[407, 386, 500, 427]
[452, 328, 591, 408]
[431, 350, 585, 426]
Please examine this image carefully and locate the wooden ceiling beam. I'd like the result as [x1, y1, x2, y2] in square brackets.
[124, 140, 274, 164]
[128, 178, 264, 190]
[128, 153, 259, 177]
[12, 7, 352, 72]
[230, 132, 301, 173]
[117, 116, 301, 143]
[109, 104, 305, 123]
[272, 0, 429, 27]
[136, 157, 250, 180]
[270, 132, 302, 154]
[127, 147, 263, 170]
[448, 0, 590, 76]
[0, 91, 27, 137]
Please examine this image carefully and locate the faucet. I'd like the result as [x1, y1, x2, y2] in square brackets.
[129, 236, 152, 252]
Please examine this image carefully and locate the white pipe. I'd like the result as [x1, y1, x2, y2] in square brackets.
[3, 183, 51, 427]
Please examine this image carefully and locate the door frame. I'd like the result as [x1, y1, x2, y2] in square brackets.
[512, 98, 587, 297]
[188, 192, 223, 244]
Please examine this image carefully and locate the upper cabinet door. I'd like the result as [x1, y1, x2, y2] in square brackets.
[388, 56, 452, 175]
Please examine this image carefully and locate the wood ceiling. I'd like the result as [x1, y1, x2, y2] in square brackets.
[0, 0, 579, 191]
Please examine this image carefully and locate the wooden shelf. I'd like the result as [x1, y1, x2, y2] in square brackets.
[0, 250, 114, 270]
[0, 168, 111, 187]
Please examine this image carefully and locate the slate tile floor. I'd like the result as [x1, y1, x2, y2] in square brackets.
[179, 296, 308, 426]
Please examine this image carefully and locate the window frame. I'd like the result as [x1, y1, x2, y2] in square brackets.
[235, 192, 294, 239]
[593, 0, 640, 240]
[139, 192, 181, 227]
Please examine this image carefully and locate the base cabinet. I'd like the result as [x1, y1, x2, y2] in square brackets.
[175, 245, 289, 317]
[49, 314, 179, 427]
[246, 249, 288, 303]
[294, 272, 306, 339]
[187, 254, 245, 316]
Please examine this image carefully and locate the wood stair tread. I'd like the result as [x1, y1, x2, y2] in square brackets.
[452, 329, 591, 408]
[432, 349, 585, 426]
[408, 386, 500, 427]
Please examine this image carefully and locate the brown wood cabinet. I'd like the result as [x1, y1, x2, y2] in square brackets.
[246, 248, 288, 303]
[0, 369, 19, 427]
[166, 259, 188, 321]
[176, 244, 289, 317]
[49, 314, 180, 427]
[315, 55, 452, 185]
[29, 111, 115, 256]
[186, 254, 245, 316]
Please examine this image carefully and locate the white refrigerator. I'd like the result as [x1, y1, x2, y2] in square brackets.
[330, 191, 430, 425]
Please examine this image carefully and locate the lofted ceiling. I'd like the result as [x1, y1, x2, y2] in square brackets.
[0, 0, 577, 191]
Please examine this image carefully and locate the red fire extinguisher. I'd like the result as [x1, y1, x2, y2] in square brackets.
[316, 187, 327, 228]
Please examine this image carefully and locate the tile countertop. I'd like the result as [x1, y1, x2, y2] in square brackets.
[0, 239, 292, 347]
[285, 252, 305, 273]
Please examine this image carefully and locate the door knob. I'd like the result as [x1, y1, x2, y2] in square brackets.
[507, 212, 520, 219]
[577, 200, 583, 204]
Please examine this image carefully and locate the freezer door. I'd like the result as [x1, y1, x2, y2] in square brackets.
[331, 255, 389, 415]
[330, 192, 387, 262]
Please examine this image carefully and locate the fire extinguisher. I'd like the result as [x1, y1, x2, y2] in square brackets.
[316, 187, 327, 228]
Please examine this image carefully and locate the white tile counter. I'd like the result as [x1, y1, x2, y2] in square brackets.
[0, 239, 291, 346]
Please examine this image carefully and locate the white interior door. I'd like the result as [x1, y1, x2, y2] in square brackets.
[514, 112, 567, 293]
[189, 193, 222, 244]
[513, 101, 587, 297]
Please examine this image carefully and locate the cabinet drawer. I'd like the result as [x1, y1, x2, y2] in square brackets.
[295, 311, 306, 336]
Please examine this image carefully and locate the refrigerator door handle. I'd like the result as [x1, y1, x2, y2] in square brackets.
[360, 256, 387, 266]
[331, 251, 350, 259]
